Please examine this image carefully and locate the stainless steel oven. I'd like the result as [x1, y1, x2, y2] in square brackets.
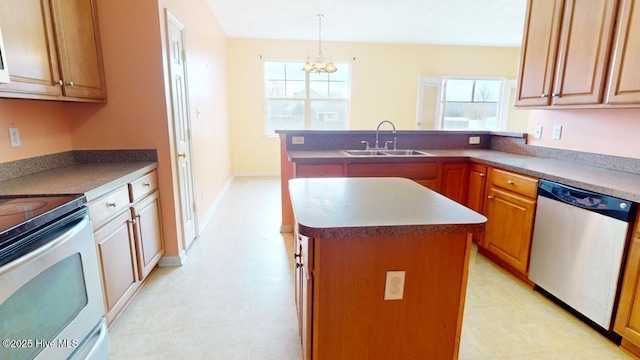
[0, 196, 109, 360]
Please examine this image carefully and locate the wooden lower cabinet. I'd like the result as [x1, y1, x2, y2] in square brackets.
[296, 164, 344, 178]
[94, 210, 140, 325]
[468, 163, 488, 244]
[615, 212, 640, 356]
[132, 191, 164, 279]
[482, 167, 538, 278]
[89, 170, 164, 326]
[441, 162, 469, 204]
[348, 162, 442, 191]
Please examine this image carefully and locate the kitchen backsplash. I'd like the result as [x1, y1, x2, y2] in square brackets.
[0, 149, 158, 182]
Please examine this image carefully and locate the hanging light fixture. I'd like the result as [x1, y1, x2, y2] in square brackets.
[303, 14, 337, 73]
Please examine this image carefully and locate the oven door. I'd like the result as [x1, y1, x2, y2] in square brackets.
[0, 209, 107, 360]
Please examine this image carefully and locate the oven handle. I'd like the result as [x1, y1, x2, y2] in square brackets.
[0, 213, 89, 275]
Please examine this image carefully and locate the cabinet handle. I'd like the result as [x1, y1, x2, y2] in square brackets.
[142, 182, 151, 187]
[479, 173, 485, 177]
[296, 263, 303, 269]
[552, 93, 559, 97]
[507, 180, 515, 185]
[106, 202, 117, 207]
[178, 152, 187, 158]
[127, 218, 137, 225]
[55, 80, 63, 86]
[541, 93, 548, 98]
[294, 253, 301, 259]
[487, 195, 494, 199]
[67, 81, 74, 87]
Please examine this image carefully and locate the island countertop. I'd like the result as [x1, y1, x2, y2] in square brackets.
[289, 177, 487, 238]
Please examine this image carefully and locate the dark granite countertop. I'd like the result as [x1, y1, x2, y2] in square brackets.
[0, 162, 158, 201]
[287, 149, 640, 203]
[289, 177, 487, 239]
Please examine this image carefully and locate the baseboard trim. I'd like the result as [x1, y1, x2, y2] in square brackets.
[198, 175, 235, 235]
[158, 250, 187, 267]
[233, 171, 280, 177]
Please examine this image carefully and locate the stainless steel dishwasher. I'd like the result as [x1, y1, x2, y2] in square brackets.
[529, 179, 636, 338]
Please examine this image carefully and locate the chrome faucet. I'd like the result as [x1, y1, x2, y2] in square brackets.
[375, 120, 397, 150]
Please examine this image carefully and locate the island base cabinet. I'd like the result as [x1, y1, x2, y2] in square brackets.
[304, 233, 471, 360]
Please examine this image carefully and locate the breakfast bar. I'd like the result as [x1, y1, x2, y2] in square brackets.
[289, 177, 487, 360]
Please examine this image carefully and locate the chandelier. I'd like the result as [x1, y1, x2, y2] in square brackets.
[303, 14, 337, 73]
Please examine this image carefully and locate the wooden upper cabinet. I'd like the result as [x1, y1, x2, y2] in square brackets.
[0, 0, 63, 97]
[50, 0, 106, 100]
[515, 0, 563, 106]
[515, 0, 618, 107]
[607, 0, 640, 105]
[0, 0, 106, 102]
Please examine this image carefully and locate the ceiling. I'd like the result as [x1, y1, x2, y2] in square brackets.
[205, 0, 528, 47]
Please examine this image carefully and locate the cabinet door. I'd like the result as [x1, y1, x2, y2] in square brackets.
[515, 0, 563, 106]
[484, 187, 536, 274]
[50, 0, 106, 100]
[132, 191, 164, 280]
[94, 210, 140, 325]
[614, 214, 640, 346]
[552, 0, 617, 105]
[468, 163, 488, 245]
[441, 163, 469, 205]
[296, 164, 344, 178]
[0, 0, 63, 98]
[607, 0, 640, 105]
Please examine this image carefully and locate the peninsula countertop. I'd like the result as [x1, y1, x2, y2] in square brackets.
[289, 177, 487, 239]
[287, 149, 640, 203]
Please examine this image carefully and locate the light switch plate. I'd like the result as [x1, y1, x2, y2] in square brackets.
[552, 125, 562, 140]
[292, 136, 304, 145]
[534, 125, 543, 139]
[384, 271, 406, 300]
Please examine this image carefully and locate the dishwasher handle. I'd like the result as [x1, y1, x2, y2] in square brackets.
[538, 179, 635, 222]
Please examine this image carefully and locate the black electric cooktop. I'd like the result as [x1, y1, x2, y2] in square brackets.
[0, 194, 86, 251]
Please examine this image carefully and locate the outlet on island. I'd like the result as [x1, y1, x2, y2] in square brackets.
[384, 270, 406, 300]
[469, 136, 481, 145]
[292, 136, 305, 145]
[8, 128, 21, 148]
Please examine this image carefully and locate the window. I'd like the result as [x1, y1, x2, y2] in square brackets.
[264, 61, 350, 135]
[416, 77, 515, 131]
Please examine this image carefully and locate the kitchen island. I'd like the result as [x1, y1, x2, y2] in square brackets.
[289, 177, 487, 360]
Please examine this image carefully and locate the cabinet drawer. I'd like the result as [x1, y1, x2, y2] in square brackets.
[129, 171, 158, 202]
[348, 162, 440, 180]
[296, 164, 344, 178]
[89, 186, 131, 230]
[490, 168, 538, 199]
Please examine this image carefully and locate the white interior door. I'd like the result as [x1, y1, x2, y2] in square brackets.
[166, 10, 197, 250]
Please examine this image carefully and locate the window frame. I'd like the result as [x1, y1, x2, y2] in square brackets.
[264, 60, 351, 136]
[416, 76, 515, 131]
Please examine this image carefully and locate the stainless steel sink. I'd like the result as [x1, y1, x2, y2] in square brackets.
[381, 150, 433, 156]
[342, 149, 433, 156]
[343, 150, 388, 156]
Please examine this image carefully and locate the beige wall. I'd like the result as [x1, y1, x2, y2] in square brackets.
[228, 39, 524, 173]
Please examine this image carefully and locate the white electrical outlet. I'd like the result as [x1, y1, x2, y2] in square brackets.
[384, 271, 406, 300]
[292, 136, 305, 145]
[469, 136, 480, 145]
[552, 125, 562, 140]
[534, 125, 543, 139]
[8, 128, 21, 148]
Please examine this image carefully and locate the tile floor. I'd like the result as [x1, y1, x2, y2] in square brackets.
[108, 176, 636, 359]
